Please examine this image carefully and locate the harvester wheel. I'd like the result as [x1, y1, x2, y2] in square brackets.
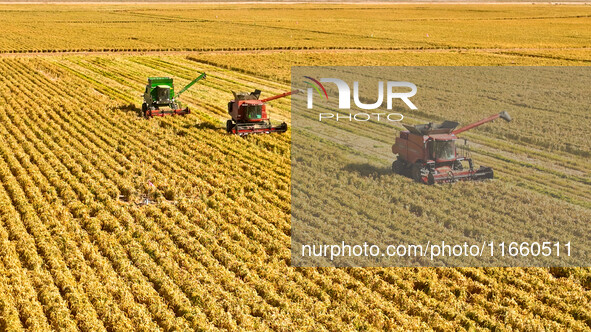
[411, 163, 428, 183]
[392, 159, 404, 174]
[142, 103, 148, 118]
[427, 173, 435, 185]
[226, 120, 234, 133]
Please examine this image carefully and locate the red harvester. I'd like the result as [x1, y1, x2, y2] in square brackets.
[392, 111, 512, 184]
[226, 89, 299, 136]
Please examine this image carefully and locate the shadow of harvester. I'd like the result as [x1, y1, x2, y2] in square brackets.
[343, 163, 392, 178]
[115, 103, 141, 116]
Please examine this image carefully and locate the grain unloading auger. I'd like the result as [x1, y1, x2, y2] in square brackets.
[142, 73, 206, 118]
[392, 111, 512, 184]
[226, 89, 299, 136]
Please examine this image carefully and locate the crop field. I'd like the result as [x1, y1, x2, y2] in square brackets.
[0, 3, 590, 331]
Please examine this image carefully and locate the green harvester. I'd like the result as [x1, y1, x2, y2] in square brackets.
[142, 73, 206, 118]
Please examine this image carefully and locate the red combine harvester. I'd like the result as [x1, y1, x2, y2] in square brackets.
[226, 89, 299, 136]
[392, 111, 512, 184]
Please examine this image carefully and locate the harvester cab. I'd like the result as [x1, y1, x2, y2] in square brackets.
[226, 89, 299, 136]
[142, 72, 206, 118]
[392, 111, 512, 184]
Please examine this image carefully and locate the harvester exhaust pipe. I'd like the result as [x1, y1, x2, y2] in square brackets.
[252, 89, 262, 100]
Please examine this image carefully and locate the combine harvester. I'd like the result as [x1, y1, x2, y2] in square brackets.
[226, 89, 299, 136]
[142, 73, 206, 118]
[392, 111, 512, 184]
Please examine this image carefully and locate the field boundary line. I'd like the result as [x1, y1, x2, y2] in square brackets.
[1, 46, 590, 57]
